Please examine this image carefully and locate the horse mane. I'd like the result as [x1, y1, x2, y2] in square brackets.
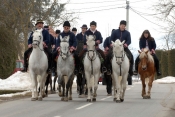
[139, 48, 154, 63]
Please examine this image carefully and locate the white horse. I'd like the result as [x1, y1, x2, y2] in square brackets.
[29, 29, 48, 101]
[111, 40, 129, 103]
[57, 35, 75, 101]
[84, 35, 101, 102]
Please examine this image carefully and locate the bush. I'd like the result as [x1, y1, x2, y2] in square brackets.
[168, 49, 175, 76]
[161, 51, 169, 77]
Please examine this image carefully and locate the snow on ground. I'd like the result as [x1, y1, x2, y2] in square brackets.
[0, 71, 175, 97]
[0, 71, 32, 90]
[154, 76, 175, 83]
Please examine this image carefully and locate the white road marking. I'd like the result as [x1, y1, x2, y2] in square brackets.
[54, 116, 61, 117]
[131, 86, 134, 87]
[101, 96, 112, 100]
[76, 103, 93, 110]
[126, 88, 130, 90]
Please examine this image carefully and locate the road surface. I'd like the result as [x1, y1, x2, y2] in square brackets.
[0, 81, 175, 117]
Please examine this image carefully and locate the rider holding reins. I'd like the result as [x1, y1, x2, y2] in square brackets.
[21, 19, 51, 73]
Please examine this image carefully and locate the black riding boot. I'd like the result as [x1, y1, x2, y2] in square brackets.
[124, 47, 133, 76]
[21, 48, 32, 72]
[44, 48, 51, 74]
[52, 51, 58, 74]
[78, 49, 87, 74]
[133, 56, 139, 75]
[74, 52, 79, 75]
[152, 54, 161, 76]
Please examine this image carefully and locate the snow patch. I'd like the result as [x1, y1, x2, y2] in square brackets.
[0, 71, 32, 90]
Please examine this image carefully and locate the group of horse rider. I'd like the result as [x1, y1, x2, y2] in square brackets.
[21, 19, 161, 77]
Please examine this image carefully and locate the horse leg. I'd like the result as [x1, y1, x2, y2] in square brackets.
[69, 82, 73, 100]
[120, 74, 127, 102]
[85, 73, 91, 102]
[112, 74, 117, 101]
[93, 74, 99, 102]
[141, 77, 146, 98]
[30, 73, 37, 101]
[116, 75, 122, 103]
[64, 76, 70, 102]
[53, 73, 57, 91]
[147, 75, 154, 99]
[49, 74, 53, 94]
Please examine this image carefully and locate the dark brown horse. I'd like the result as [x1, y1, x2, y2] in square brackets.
[138, 48, 156, 99]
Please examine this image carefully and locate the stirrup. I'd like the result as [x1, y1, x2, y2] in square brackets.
[102, 67, 107, 73]
[107, 69, 111, 75]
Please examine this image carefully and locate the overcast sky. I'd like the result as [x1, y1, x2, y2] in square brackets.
[58, 0, 165, 56]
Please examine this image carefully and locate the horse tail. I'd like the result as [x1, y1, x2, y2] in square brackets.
[90, 75, 94, 88]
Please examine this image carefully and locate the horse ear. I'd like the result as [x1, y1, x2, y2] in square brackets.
[145, 50, 149, 54]
[60, 35, 63, 42]
[66, 35, 70, 42]
[138, 50, 141, 54]
[111, 41, 115, 46]
[122, 40, 125, 45]
[86, 35, 88, 40]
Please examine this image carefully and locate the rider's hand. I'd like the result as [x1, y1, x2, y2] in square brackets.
[57, 47, 60, 51]
[83, 45, 87, 49]
[105, 47, 109, 51]
[70, 46, 75, 52]
[96, 40, 100, 44]
[28, 44, 32, 48]
[152, 49, 155, 54]
[52, 45, 55, 49]
[123, 43, 128, 48]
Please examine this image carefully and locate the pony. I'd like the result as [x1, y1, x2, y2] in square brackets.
[84, 35, 101, 102]
[57, 35, 75, 101]
[28, 29, 48, 101]
[111, 40, 129, 103]
[138, 48, 155, 99]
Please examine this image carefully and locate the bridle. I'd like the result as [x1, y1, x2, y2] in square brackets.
[60, 41, 71, 59]
[32, 35, 44, 51]
[114, 51, 125, 62]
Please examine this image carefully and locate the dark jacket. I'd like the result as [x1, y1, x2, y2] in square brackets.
[28, 29, 50, 46]
[48, 34, 55, 50]
[84, 29, 103, 45]
[103, 36, 110, 48]
[110, 28, 131, 45]
[139, 38, 156, 50]
[56, 31, 77, 48]
[76, 32, 84, 53]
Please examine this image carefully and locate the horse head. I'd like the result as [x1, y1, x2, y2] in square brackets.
[112, 39, 125, 65]
[60, 35, 70, 60]
[138, 48, 153, 70]
[32, 29, 43, 48]
[86, 35, 96, 59]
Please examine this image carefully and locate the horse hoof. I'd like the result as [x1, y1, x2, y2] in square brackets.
[120, 98, 124, 102]
[92, 98, 96, 102]
[59, 92, 62, 97]
[38, 97, 43, 101]
[113, 98, 117, 101]
[116, 100, 121, 103]
[79, 94, 85, 98]
[143, 96, 148, 99]
[64, 97, 68, 101]
[107, 93, 112, 96]
[61, 97, 64, 101]
[87, 99, 91, 102]
[69, 97, 72, 100]
[31, 98, 37, 101]
[146, 96, 151, 99]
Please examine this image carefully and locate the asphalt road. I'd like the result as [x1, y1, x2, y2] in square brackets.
[0, 80, 175, 117]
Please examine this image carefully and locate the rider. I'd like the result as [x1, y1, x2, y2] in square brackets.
[107, 20, 134, 76]
[134, 30, 161, 76]
[104, 29, 115, 75]
[76, 24, 88, 73]
[79, 21, 107, 73]
[103, 29, 115, 95]
[21, 19, 51, 73]
[54, 21, 78, 74]
[72, 27, 77, 36]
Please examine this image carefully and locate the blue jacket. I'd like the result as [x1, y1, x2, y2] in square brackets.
[28, 29, 49, 46]
[103, 36, 110, 48]
[56, 31, 77, 48]
[110, 28, 131, 45]
[139, 38, 156, 50]
[76, 32, 84, 41]
[84, 29, 103, 45]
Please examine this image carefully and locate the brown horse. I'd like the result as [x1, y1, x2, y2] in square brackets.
[138, 48, 156, 99]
